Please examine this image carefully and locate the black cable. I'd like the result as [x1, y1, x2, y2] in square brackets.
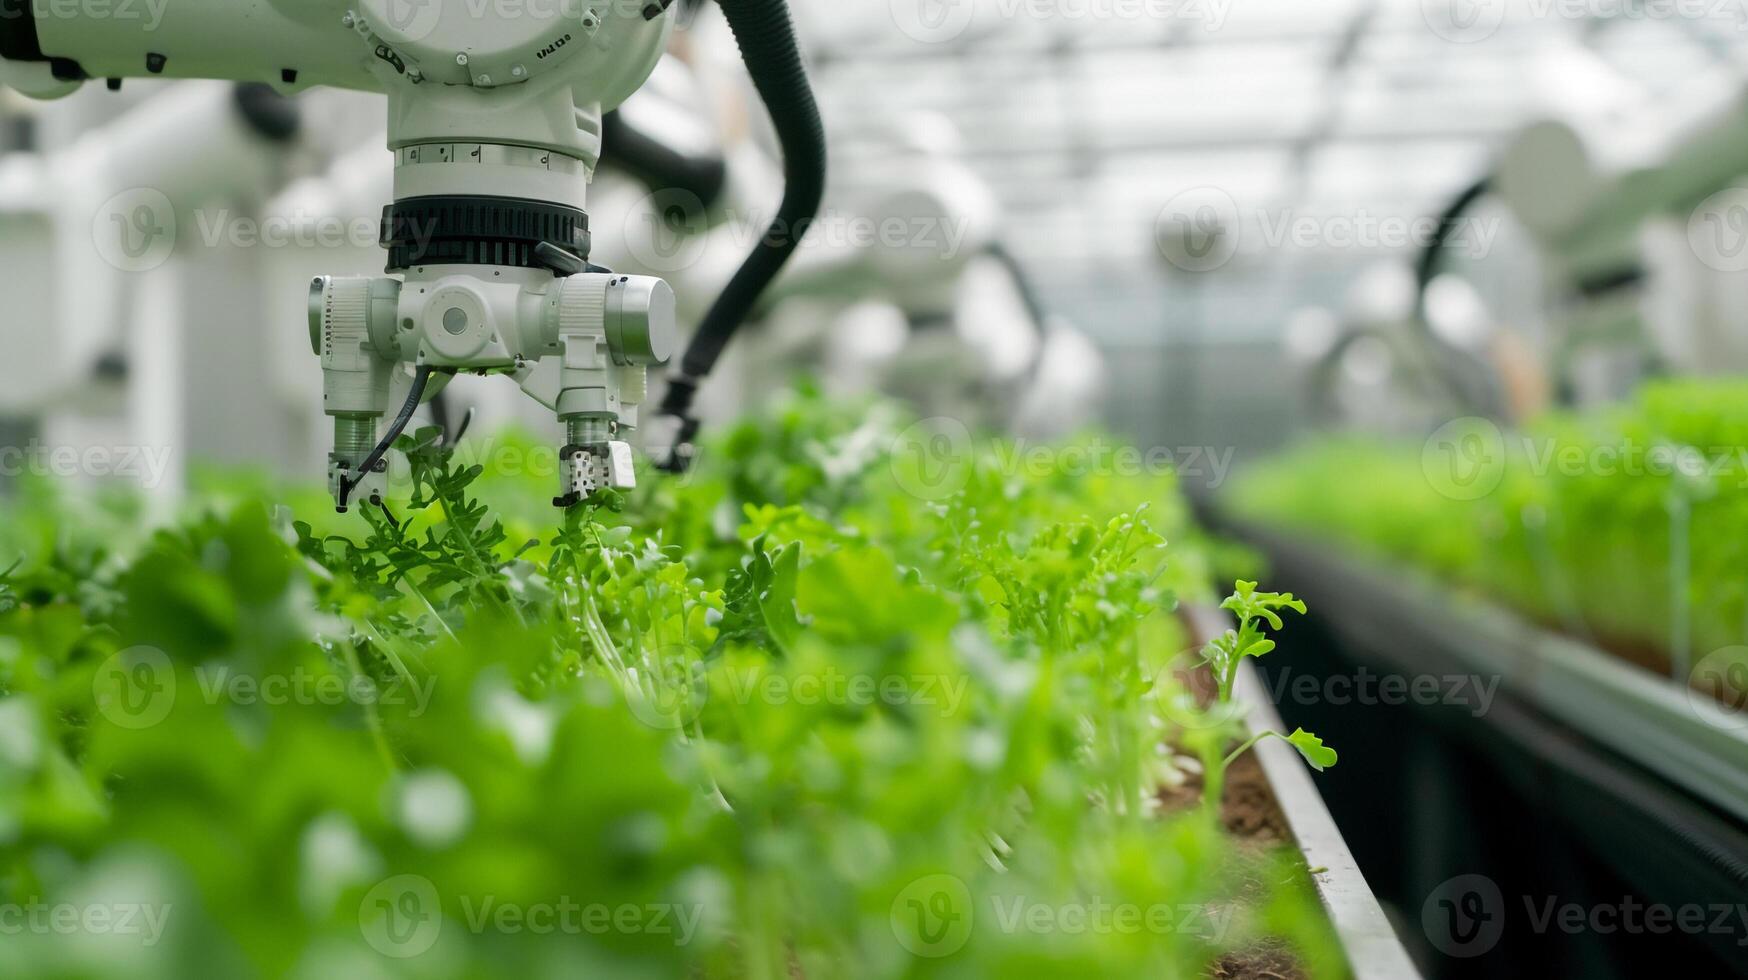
[429, 388, 451, 441]
[449, 406, 475, 446]
[658, 0, 826, 471]
[1413, 176, 1492, 320]
[983, 241, 1057, 390]
[338, 366, 438, 512]
[428, 389, 476, 449]
[1409, 176, 1512, 420]
[984, 242, 1050, 341]
[600, 109, 729, 215]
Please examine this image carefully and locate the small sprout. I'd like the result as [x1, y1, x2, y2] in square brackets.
[1195, 581, 1335, 815]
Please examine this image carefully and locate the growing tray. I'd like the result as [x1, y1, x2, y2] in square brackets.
[1187, 607, 1422, 980]
[1205, 515, 1748, 968]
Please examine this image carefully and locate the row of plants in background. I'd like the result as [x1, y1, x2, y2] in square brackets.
[1231, 377, 1748, 698]
[0, 388, 1341, 979]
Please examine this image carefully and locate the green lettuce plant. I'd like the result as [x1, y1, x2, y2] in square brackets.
[1232, 378, 1748, 693]
[0, 388, 1342, 979]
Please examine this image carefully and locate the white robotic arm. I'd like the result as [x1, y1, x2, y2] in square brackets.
[3, 0, 684, 509]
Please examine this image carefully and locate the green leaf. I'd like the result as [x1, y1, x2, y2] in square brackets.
[1286, 728, 1338, 771]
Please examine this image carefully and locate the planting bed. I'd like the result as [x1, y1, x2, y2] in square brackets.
[1228, 377, 1748, 702]
[1204, 512, 1748, 977]
[1213, 381, 1748, 975]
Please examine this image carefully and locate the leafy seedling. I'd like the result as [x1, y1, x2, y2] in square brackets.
[1194, 581, 1334, 813]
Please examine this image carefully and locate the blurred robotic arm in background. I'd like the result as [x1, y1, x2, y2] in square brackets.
[1292, 31, 1748, 434]
[1440, 35, 1748, 414]
[591, 12, 1104, 439]
[0, 82, 303, 418]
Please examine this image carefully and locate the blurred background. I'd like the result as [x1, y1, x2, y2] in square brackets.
[8, 3, 1748, 975]
[12, 0, 1748, 495]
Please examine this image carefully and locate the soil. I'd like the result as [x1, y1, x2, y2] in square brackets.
[1156, 754, 1313, 980]
[1208, 942, 1310, 980]
[1155, 750, 1291, 847]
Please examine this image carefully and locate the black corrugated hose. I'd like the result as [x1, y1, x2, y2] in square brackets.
[656, 0, 827, 472]
[600, 109, 730, 215]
